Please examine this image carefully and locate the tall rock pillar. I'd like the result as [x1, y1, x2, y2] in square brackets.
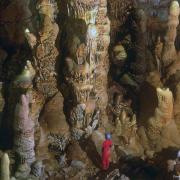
[62, 0, 110, 135]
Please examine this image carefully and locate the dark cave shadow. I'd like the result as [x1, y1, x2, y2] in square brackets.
[90, 155, 162, 180]
[153, 147, 179, 163]
[117, 148, 180, 180]
[80, 138, 102, 169]
[0, 82, 14, 149]
[89, 163, 118, 180]
[80, 139, 102, 168]
[118, 156, 162, 180]
[138, 81, 158, 125]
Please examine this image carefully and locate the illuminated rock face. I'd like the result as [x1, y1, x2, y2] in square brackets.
[14, 93, 35, 165]
[155, 88, 173, 123]
[174, 83, 180, 132]
[161, 0, 180, 68]
[139, 86, 180, 155]
[95, 0, 110, 126]
[25, 0, 59, 98]
[61, 0, 110, 134]
[0, 153, 10, 180]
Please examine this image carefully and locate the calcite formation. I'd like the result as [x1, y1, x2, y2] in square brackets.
[25, 0, 59, 98]
[139, 87, 180, 155]
[14, 60, 35, 89]
[14, 93, 35, 165]
[0, 153, 10, 180]
[174, 83, 180, 132]
[161, 0, 180, 68]
[95, 0, 110, 126]
[108, 0, 134, 43]
[154, 36, 163, 75]
[62, 0, 110, 135]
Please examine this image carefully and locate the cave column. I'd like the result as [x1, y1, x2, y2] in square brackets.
[95, 0, 110, 126]
[161, 0, 180, 68]
[62, 0, 110, 132]
[25, 0, 59, 98]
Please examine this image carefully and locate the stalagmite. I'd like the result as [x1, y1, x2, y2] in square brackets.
[156, 87, 173, 123]
[161, 0, 180, 68]
[139, 87, 180, 154]
[14, 93, 35, 165]
[1, 153, 10, 180]
[25, 0, 59, 98]
[95, 0, 110, 126]
[62, 0, 109, 134]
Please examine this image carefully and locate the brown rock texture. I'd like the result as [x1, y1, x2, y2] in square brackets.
[25, 0, 59, 98]
[36, 92, 70, 161]
[139, 86, 180, 155]
[161, 0, 180, 68]
[61, 0, 110, 134]
[14, 93, 35, 165]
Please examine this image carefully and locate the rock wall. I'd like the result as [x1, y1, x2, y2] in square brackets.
[25, 0, 59, 98]
[161, 0, 180, 68]
[60, 0, 110, 136]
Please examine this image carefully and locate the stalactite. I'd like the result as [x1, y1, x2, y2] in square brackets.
[154, 36, 163, 76]
[108, 0, 134, 43]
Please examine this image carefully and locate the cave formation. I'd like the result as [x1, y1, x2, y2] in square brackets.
[0, 0, 180, 179]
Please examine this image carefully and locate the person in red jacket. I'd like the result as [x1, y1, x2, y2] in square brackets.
[102, 133, 112, 170]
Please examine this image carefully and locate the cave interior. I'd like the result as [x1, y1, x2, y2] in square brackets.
[0, 0, 180, 179]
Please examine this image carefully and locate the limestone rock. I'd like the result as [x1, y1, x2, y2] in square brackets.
[15, 163, 31, 179]
[105, 169, 130, 180]
[39, 92, 69, 135]
[1, 153, 10, 180]
[14, 93, 35, 165]
[161, 0, 180, 67]
[0, 0, 32, 45]
[139, 87, 180, 154]
[14, 61, 35, 89]
[25, 0, 59, 98]
[91, 130, 105, 156]
[31, 160, 44, 177]
[174, 83, 180, 132]
[66, 141, 87, 163]
[70, 160, 86, 170]
[36, 92, 70, 160]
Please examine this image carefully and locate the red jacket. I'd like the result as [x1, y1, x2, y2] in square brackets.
[102, 139, 112, 156]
